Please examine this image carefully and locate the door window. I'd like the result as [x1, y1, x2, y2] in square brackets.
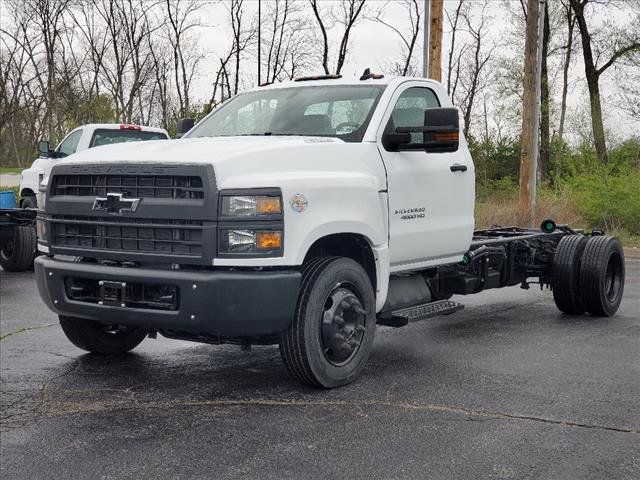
[385, 87, 440, 144]
[57, 129, 83, 157]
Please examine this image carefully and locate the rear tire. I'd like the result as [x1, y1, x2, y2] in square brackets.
[579, 236, 625, 317]
[0, 225, 37, 272]
[552, 235, 588, 314]
[59, 316, 147, 355]
[280, 257, 376, 388]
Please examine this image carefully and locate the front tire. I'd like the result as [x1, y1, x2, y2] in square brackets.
[280, 257, 376, 388]
[579, 236, 625, 317]
[59, 316, 147, 355]
[20, 196, 37, 209]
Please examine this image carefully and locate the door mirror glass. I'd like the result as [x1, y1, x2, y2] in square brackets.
[176, 118, 195, 138]
[421, 107, 459, 153]
[38, 140, 51, 158]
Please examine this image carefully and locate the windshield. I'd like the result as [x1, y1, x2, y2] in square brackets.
[90, 129, 168, 148]
[187, 85, 386, 142]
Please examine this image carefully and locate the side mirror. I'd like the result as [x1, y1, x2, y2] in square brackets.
[381, 131, 411, 151]
[176, 118, 195, 138]
[422, 107, 459, 153]
[38, 140, 51, 158]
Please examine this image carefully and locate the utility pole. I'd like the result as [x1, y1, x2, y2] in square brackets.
[257, 0, 262, 86]
[428, 0, 443, 81]
[422, 0, 430, 77]
[517, 0, 545, 226]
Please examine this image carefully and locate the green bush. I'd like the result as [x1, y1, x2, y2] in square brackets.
[565, 172, 640, 234]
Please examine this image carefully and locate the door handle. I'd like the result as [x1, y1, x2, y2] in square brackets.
[450, 164, 467, 172]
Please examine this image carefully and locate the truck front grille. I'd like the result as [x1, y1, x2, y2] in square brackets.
[52, 174, 204, 199]
[50, 215, 203, 256]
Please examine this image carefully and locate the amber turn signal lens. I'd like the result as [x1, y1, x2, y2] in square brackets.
[434, 132, 459, 142]
[256, 231, 282, 250]
[256, 197, 282, 214]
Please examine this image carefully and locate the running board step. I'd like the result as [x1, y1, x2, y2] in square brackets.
[377, 300, 464, 328]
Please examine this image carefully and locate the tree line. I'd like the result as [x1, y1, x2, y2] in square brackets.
[1, 0, 638, 169]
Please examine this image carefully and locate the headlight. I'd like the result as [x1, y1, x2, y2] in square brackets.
[221, 195, 282, 217]
[219, 229, 283, 255]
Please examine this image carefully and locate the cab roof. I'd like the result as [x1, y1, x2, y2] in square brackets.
[253, 75, 442, 92]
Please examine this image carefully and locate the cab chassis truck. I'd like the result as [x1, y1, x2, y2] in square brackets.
[34, 75, 625, 388]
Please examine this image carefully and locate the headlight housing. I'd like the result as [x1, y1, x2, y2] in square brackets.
[217, 189, 284, 257]
[219, 229, 283, 255]
[220, 194, 282, 217]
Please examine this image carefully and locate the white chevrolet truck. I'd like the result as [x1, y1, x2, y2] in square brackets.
[19, 123, 169, 208]
[34, 75, 625, 388]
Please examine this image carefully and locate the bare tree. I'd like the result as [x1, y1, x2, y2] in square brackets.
[261, 0, 314, 83]
[369, 0, 421, 76]
[570, 0, 640, 164]
[163, 0, 204, 118]
[310, 0, 367, 75]
[445, 0, 467, 97]
[539, 4, 550, 182]
[557, 0, 576, 142]
[457, 2, 495, 136]
[90, 0, 160, 123]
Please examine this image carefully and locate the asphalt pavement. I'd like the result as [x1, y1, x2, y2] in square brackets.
[1, 261, 639, 479]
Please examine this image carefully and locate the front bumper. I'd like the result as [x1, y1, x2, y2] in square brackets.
[35, 256, 301, 338]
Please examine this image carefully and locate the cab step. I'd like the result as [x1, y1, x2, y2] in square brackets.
[377, 300, 464, 328]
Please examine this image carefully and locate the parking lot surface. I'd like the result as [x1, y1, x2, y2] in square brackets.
[1, 261, 639, 479]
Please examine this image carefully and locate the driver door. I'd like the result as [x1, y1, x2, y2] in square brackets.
[378, 85, 474, 271]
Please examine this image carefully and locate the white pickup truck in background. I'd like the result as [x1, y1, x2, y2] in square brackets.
[34, 74, 625, 388]
[19, 123, 169, 208]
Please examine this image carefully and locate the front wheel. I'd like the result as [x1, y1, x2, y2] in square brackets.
[59, 316, 147, 355]
[20, 196, 37, 209]
[280, 257, 377, 388]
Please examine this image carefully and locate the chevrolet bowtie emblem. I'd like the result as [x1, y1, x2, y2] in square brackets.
[92, 192, 141, 215]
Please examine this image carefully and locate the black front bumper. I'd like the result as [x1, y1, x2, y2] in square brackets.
[35, 256, 301, 338]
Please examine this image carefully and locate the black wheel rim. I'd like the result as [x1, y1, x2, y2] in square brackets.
[604, 252, 623, 302]
[320, 283, 367, 366]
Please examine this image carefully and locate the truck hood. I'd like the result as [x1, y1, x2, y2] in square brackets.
[51, 136, 372, 190]
[60, 136, 344, 165]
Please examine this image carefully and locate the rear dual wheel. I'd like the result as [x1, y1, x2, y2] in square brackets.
[552, 235, 624, 317]
[0, 225, 37, 272]
[579, 236, 625, 316]
[279, 257, 377, 388]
